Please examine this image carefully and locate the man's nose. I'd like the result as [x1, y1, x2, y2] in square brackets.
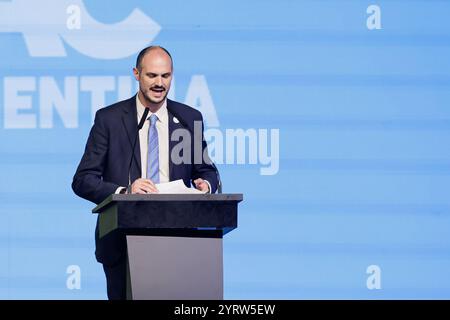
[155, 76, 163, 86]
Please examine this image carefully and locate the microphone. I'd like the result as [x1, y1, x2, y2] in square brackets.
[126, 107, 150, 193]
[170, 109, 222, 194]
[210, 161, 222, 194]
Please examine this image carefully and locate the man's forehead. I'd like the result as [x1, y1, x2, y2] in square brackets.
[142, 49, 171, 63]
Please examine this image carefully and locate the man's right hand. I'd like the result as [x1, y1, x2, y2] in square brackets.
[130, 178, 159, 194]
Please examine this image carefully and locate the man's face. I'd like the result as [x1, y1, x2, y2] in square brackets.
[133, 49, 173, 106]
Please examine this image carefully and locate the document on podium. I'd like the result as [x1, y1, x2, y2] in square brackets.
[155, 179, 207, 194]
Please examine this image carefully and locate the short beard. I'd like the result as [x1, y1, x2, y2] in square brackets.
[140, 87, 168, 106]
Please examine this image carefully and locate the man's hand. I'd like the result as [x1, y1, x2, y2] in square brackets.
[193, 178, 210, 193]
[131, 178, 159, 194]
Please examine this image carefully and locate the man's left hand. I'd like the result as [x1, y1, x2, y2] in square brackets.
[193, 178, 209, 193]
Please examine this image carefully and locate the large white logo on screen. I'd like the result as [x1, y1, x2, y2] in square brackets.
[0, 0, 160, 59]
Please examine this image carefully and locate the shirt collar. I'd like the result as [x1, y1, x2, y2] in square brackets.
[135, 94, 168, 124]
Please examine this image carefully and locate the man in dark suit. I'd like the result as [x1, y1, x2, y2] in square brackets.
[72, 46, 219, 300]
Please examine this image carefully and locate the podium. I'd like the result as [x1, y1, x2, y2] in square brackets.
[92, 193, 243, 300]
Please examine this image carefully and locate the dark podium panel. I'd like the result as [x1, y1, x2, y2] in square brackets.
[92, 193, 243, 300]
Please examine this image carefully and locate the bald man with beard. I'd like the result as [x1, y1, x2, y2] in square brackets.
[72, 46, 219, 300]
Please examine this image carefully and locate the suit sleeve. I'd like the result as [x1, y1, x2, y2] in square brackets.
[72, 110, 120, 204]
[190, 113, 219, 193]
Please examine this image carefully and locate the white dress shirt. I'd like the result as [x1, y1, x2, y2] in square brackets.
[136, 94, 170, 183]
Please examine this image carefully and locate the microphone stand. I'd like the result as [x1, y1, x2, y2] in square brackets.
[126, 107, 150, 194]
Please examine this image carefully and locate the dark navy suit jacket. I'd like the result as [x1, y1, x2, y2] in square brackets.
[72, 96, 218, 265]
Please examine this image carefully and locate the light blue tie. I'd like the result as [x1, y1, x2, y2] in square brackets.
[147, 114, 159, 183]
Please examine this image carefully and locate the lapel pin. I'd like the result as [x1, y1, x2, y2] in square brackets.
[173, 117, 180, 124]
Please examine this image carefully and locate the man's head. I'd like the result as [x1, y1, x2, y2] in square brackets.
[133, 46, 173, 108]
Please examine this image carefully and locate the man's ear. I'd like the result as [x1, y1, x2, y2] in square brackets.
[133, 67, 140, 81]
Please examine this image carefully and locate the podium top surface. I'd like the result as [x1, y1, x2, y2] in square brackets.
[92, 193, 243, 214]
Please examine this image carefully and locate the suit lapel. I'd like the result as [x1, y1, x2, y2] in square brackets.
[167, 100, 185, 181]
[121, 96, 142, 178]
[167, 108, 176, 181]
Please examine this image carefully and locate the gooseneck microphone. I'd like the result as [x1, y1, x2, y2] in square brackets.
[210, 161, 222, 194]
[126, 107, 150, 193]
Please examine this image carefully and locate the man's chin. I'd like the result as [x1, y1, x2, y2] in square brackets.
[144, 93, 167, 105]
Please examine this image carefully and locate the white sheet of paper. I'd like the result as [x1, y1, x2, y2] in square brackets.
[155, 179, 206, 194]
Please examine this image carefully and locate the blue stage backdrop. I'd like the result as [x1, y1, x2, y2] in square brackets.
[1, 0, 450, 299]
